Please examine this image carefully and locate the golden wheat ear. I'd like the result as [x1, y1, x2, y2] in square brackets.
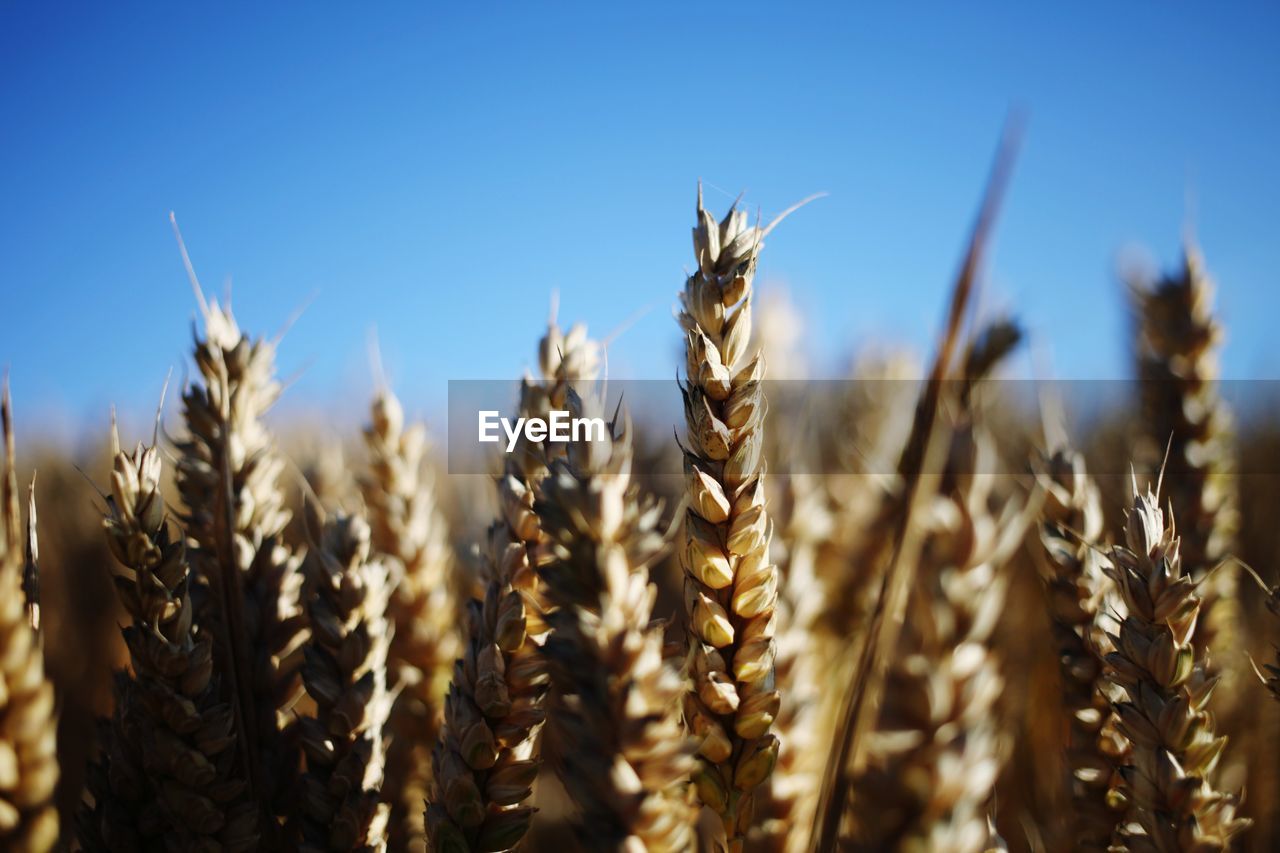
[295, 508, 394, 851]
[1131, 246, 1241, 701]
[1031, 441, 1129, 849]
[170, 220, 308, 842]
[426, 319, 600, 852]
[535, 386, 695, 850]
[362, 385, 460, 852]
[0, 384, 59, 852]
[79, 428, 259, 850]
[1100, 488, 1250, 848]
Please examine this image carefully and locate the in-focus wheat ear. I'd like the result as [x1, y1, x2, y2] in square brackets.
[426, 318, 600, 852]
[1032, 438, 1128, 850]
[0, 386, 59, 853]
[1101, 484, 1250, 850]
[173, 240, 309, 842]
[79, 419, 258, 851]
[678, 185, 799, 851]
[1132, 246, 1241, 699]
[296, 506, 394, 852]
[536, 387, 695, 851]
[362, 387, 460, 853]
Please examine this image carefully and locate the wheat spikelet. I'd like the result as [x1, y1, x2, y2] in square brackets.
[676, 187, 781, 850]
[0, 388, 59, 852]
[536, 388, 695, 851]
[175, 297, 308, 839]
[296, 509, 393, 852]
[427, 320, 600, 852]
[1102, 485, 1249, 850]
[1032, 443, 1127, 849]
[1132, 248, 1241, 689]
[79, 425, 258, 851]
[362, 388, 460, 852]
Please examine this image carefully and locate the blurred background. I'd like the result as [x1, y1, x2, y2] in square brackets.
[3, 2, 1279, 441]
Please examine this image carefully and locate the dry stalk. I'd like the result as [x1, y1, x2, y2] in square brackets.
[537, 388, 695, 851]
[79, 426, 257, 851]
[297, 509, 394, 852]
[1132, 248, 1241, 691]
[363, 389, 460, 852]
[175, 296, 308, 839]
[1102, 486, 1250, 850]
[427, 321, 600, 852]
[1032, 444, 1127, 849]
[677, 188, 782, 850]
[0, 389, 59, 852]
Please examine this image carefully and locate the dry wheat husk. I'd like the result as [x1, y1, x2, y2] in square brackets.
[677, 188, 781, 851]
[0, 390, 59, 853]
[175, 298, 308, 840]
[1101, 486, 1249, 851]
[536, 388, 695, 851]
[78, 428, 257, 852]
[1032, 444, 1128, 850]
[427, 321, 600, 852]
[1132, 249, 1241, 696]
[296, 509, 393, 852]
[362, 389, 460, 852]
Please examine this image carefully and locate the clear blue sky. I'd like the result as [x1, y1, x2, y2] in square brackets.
[3, 3, 1278, 440]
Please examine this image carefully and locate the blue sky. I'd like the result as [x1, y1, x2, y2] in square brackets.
[3, 3, 1278, 440]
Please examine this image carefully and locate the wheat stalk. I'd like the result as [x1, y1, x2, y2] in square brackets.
[676, 187, 783, 850]
[175, 294, 309, 840]
[362, 388, 461, 852]
[296, 508, 394, 852]
[0, 387, 59, 852]
[79, 424, 258, 850]
[1101, 484, 1249, 850]
[536, 388, 695, 851]
[1032, 443, 1127, 849]
[1132, 248, 1241, 691]
[427, 320, 600, 852]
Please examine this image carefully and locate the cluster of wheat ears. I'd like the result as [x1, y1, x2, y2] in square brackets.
[3, 152, 1279, 853]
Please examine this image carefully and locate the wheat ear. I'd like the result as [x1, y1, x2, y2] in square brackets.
[427, 320, 600, 852]
[79, 425, 257, 850]
[1033, 444, 1127, 849]
[1132, 248, 1241, 689]
[841, 325, 1032, 852]
[677, 187, 781, 850]
[175, 297, 308, 839]
[536, 388, 695, 851]
[296, 508, 394, 852]
[0, 387, 58, 852]
[1101, 485, 1249, 850]
[362, 388, 460, 852]
[751, 472, 828, 853]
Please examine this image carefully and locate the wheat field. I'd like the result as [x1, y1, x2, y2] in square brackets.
[3, 156, 1280, 853]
